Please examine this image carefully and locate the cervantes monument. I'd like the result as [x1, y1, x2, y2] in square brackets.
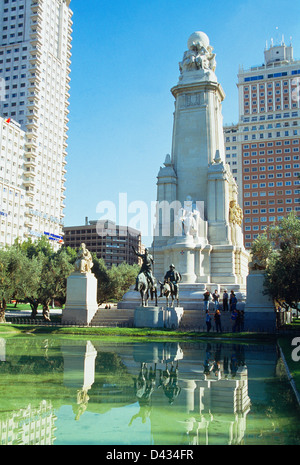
[152, 31, 249, 307]
[119, 31, 249, 311]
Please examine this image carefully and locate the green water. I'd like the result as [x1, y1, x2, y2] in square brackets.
[0, 336, 299, 446]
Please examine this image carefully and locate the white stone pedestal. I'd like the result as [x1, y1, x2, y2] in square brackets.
[244, 271, 276, 332]
[134, 306, 184, 329]
[62, 272, 98, 325]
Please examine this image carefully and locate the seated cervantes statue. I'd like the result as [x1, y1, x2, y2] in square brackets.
[74, 243, 93, 273]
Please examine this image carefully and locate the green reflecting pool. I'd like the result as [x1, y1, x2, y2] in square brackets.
[0, 336, 299, 445]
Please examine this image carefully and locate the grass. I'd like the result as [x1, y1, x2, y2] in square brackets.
[5, 303, 62, 311]
[0, 322, 279, 343]
[278, 335, 300, 396]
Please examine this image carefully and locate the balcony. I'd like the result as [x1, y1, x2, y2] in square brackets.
[29, 69, 41, 84]
[25, 198, 35, 209]
[26, 118, 38, 131]
[24, 219, 34, 228]
[30, 9, 43, 22]
[30, 22, 42, 34]
[23, 178, 35, 189]
[30, 32, 42, 48]
[24, 159, 37, 169]
[29, 53, 42, 67]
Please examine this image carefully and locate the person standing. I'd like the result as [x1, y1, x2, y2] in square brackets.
[205, 310, 212, 332]
[214, 309, 222, 333]
[203, 289, 211, 312]
[212, 289, 219, 310]
[229, 290, 237, 312]
[222, 289, 229, 311]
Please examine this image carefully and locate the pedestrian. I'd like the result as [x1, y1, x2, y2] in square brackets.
[205, 310, 212, 332]
[214, 309, 222, 333]
[203, 289, 211, 312]
[222, 289, 228, 311]
[212, 289, 219, 310]
[229, 290, 237, 311]
[231, 308, 238, 332]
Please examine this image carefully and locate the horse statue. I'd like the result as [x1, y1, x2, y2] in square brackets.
[159, 279, 180, 307]
[136, 273, 158, 307]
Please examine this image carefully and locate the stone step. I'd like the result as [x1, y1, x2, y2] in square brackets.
[90, 308, 134, 326]
[90, 307, 236, 329]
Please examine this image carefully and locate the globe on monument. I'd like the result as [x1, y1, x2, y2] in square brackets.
[187, 31, 210, 50]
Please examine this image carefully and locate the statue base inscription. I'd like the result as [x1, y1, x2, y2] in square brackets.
[134, 306, 184, 329]
[62, 272, 98, 326]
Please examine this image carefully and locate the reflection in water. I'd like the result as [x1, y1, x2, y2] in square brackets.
[62, 341, 97, 420]
[0, 400, 56, 445]
[129, 361, 182, 427]
[0, 337, 299, 445]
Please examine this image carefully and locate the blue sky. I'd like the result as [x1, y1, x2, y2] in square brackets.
[64, 0, 300, 245]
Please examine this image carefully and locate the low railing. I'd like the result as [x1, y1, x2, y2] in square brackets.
[3, 315, 293, 333]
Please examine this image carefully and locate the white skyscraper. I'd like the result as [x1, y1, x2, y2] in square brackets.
[0, 0, 72, 247]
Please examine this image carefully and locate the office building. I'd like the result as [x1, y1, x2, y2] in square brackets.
[63, 219, 143, 268]
[224, 37, 300, 248]
[0, 116, 26, 246]
[0, 0, 72, 247]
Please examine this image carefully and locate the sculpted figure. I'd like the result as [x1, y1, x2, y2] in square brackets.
[74, 243, 93, 273]
[132, 247, 155, 289]
[164, 264, 181, 291]
[179, 31, 217, 75]
[248, 255, 268, 272]
[229, 200, 243, 227]
[175, 196, 201, 237]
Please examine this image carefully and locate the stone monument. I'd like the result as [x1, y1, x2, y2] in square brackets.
[152, 31, 249, 308]
[62, 243, 99, 325]
[244, 255, 276, 332]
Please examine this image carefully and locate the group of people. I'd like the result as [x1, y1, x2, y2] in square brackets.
[204, 289, 244, 333]
[203, 288, 237, 312]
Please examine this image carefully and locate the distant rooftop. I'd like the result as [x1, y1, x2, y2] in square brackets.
[239, 35, 299, 75]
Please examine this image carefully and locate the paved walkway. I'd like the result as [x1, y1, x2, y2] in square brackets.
[5, 309, 62, 318]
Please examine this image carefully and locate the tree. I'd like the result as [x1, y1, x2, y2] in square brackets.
[31, 248, 74, 319]
[1, 237, 76, 321]
[20, 238, 75, 320]
[107, 262, 140, 302]
[91, 256, 139, 304]
[253, 212, 300, 311]
[91, 255, 111, 304]
[6, 245, 41, 305]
